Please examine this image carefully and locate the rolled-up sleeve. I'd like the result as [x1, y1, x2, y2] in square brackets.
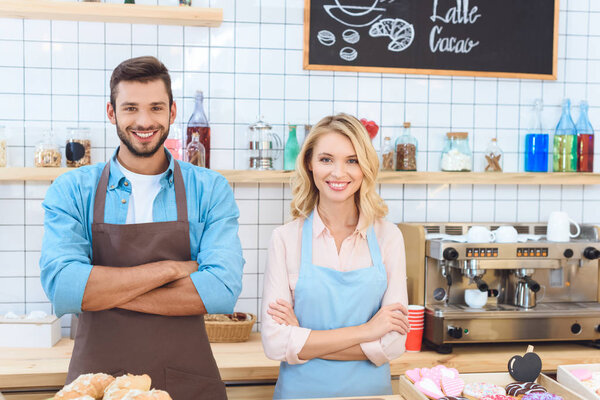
[40, 176, 94, 317]
[261, 229, 311, 365]
[360, 223, 408, 366]
[190, 176, 244, 314]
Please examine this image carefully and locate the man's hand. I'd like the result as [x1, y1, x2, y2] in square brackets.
[267, 299, 299, 326]
[171, 260, 198, 280]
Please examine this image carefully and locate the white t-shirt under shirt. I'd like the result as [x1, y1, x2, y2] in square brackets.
[116, 159, 163, 224]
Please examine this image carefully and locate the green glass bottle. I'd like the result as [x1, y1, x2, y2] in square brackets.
[284, 125, 300, 170]
[124, 0, 135, 4]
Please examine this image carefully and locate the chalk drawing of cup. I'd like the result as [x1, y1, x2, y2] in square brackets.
[317, 30, 336, 46]
[342, 29, 360, 44]
[339, 47, 358, 61]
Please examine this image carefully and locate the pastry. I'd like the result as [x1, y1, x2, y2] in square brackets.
[415, 377, 446, 399]
[570, 368, 592, 381]
[463, 382, 506, 398]
[53, 373, 115, 400]
[120, 389, 172, 400]
[103, 374, 152, 400]
[439, 397, 469, 400]
[505, 382, 546, 396]
[441, 376, 465, 397]
[406, 368, 422, 383]
[479, 396, 516, 400]
[521, 394, 562, 400]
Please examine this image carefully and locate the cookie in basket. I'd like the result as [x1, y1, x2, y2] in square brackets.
[463, 382, 506, 399]
[505, 382, 546, 397]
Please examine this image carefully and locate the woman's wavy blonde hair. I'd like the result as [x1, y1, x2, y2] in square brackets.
[290, 113, 388, 229]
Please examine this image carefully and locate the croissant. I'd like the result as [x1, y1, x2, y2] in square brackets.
[118, 389, 172, 400]
[103, 374, 152, 400]
[53, 373, 115, 400]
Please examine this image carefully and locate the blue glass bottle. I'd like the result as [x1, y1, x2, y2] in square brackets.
[553, 99, 577, 172]
[576, 101, 594, 172]
[524, 99, 549, 172]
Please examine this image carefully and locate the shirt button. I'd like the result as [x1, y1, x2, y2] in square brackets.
[124, 181, 129, 186]
[121, 199, 126, 204]
[110, 185, 115, 189]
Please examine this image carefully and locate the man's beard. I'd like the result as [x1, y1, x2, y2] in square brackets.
[115, 116, 170, 158]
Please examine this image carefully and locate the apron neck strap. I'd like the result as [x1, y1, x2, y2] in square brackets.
[300, 213, 314, 265]
[93, 159, 188, 224]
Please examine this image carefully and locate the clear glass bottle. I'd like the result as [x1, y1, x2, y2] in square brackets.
[440, 132, 472, 172]
[395, 122, 417, 171]
[524, 99, 549, 172]
[484, 138, 503, 172]
[576, 100, 594, 172]
[35, 131, 62, 168]
[187, 91, 211, 168]
[186, 131, 206, 167]
[0, 125, 6, 168]
[553, 99, 577, 172]
[380, 136, 394, 171]
[65, 127, 91, 168]
[284, 124, 300, 170]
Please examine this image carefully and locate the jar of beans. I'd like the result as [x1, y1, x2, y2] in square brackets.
[395, 122, 417, 171]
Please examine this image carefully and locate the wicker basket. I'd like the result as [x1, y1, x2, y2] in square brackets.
[204, 313, 256, 343]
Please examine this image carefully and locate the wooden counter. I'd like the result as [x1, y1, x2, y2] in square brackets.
[2, 334, 600, 394]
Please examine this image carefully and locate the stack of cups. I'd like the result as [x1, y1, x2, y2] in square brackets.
[406, 305, 425, 352]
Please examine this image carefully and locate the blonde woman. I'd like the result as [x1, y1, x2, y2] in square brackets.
[261, 113, 409, 399]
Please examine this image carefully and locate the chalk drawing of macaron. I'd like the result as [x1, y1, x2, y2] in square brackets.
[317, 30, 336, 46]
[342, 29, 360, 44]
[339, 47, 358, 61]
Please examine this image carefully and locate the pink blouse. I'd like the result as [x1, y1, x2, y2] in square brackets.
[261, 208, 408, 367]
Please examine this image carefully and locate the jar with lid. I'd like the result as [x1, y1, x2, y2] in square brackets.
[35, 131, 62, 167]
[65, 127, 91, 167]
[440, 132, 472, 172]
[0, 125, 6, 167]
[247, 117, 282, 170]
[484, 138, 503, 172]
[380, 136, 394, 171]
[395, 122, 417, 171]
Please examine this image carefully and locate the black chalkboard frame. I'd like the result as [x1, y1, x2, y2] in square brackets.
[303, 0, 560, 80]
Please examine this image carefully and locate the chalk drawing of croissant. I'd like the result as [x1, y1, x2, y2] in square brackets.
[369, 18, 414, 52]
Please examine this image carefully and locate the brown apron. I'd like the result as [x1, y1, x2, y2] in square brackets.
[66, 160, 227, 400]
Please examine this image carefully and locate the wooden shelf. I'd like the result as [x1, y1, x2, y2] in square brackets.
[0, 0, 222, 27]
[2, 168, 600, 185]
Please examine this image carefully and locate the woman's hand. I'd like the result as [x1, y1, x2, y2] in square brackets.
[267, 299, 299, 327]
[360, 303, 410, 342]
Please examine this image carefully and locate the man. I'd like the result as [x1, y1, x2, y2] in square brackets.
[40, 56, 244, 399]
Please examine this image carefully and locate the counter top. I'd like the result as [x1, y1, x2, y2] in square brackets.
[2, 333, 600, 390]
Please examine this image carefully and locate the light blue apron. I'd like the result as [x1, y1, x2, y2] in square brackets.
[273, 213, 392, 399]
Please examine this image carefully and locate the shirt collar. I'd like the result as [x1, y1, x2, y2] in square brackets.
[311, 207, 367, 239]
[107, 146, 175, 190]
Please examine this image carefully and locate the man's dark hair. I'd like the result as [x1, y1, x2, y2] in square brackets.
[110, 56, 173, 109]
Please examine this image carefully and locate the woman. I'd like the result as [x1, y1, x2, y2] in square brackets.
[261, 113, 410, 399]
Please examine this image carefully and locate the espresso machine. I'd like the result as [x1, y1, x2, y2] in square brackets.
[399, 222, 600, 353]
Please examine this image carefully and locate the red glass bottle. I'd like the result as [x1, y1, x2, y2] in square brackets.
[187, 91, 211, 168]
[576, 101, 594, 172]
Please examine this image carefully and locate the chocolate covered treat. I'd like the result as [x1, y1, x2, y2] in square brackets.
[505, 382, 546, 396]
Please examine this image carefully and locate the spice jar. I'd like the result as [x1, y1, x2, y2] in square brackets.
[35, 131, 62, 167]
[65, 127, 91, 167]
[440, 132, 472, 172]
[0, 125, 6, 168]
[395, 122, 417, 171]
[380, 136, 394, 171]
[484, 138, 503, 172]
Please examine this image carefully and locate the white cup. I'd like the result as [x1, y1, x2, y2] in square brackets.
[547, 211, 581, 242]
[494, 226, 519, 243]
[464, 289, 488, 308]
[466, 226, 495, 243]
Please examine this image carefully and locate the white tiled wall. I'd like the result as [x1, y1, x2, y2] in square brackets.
[0, 0, 599, 335]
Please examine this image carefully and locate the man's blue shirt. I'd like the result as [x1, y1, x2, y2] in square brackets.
[40, 148, 244, 317]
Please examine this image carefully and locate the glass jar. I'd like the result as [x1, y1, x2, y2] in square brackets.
[484, 138, 503, 172]
[65, 127, 91, 167]
[440, 132, 472, 172]
[35, 131, 62, 167]
[247, 117, 282, 170]
[380, 136, 394, 171]
[0, 125, 6, 168]
[395, 122, 417, 171]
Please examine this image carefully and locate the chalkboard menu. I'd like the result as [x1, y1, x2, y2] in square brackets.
[303, 0, 559, 79]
